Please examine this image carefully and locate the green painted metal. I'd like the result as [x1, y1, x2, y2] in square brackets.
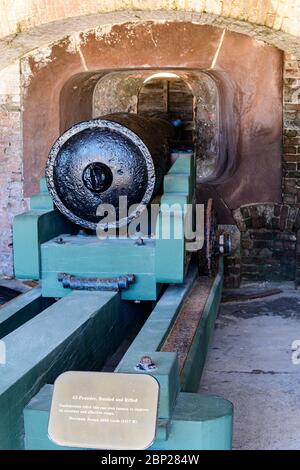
[40, 214, 186, 297]
[14, 156, 194, 299]
[163, 155, 194, 202]
[160, 193, 189, 207]
[13, 175, 76, 279]
[13, 210, 75, 279]
[117, 352, 180, 419]
[155, 212, 185, 283]
[151, 393, 233, 450]
[24, 385, 70, 450]
[160, 156, 193, 206]
[30, 194, 54, 211]
[23, 385, 171, 450]
[10, 151, 233, 450]
[168, 155, 193, 174]
[24, 363, 232, 449]
[23, 261, 232, 450]
[39, 177, 48, 193]
[0, 287, 53, 339]
[24, 265, 199, 450]
[117, 264, 198, 356]
[24, 386, 232, 450]
[114, 260, 232, 450]
[163, 174, 190, 194]
[0, 290, 141, 449]
[113, 262, 224, 396]
[40, 156, 195, 299]
[30, 177, 54, 211]
[41, 235, 158, 300]
[155, 155, 194, 284]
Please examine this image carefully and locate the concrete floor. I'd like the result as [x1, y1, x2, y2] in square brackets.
[2, 277, 299, 449]
[199, 282, 300, 450]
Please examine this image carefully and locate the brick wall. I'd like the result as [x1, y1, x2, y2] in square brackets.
[1, 1, 300, 41]
[232, 204, 299, 283]
[0, 63, 26, 276]
[222, 53, 300, 287]
[283, 54, 300, 205]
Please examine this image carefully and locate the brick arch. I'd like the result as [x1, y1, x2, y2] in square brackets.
[0, 5, 300, 58]
[1, 9, 300, 73]
[233, 203, 300, 232]
[230, 202, 300, 284]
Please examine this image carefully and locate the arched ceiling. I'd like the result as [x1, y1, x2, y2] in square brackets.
[0, 9, 300, 71]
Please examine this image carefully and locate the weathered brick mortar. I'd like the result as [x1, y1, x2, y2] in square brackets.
[0, 62, 27, 276]
[229, 202, 299, 284]
[283, 55, 300, 211]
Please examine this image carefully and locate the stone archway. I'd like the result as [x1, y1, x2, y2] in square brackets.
[1, 8, 300, 67]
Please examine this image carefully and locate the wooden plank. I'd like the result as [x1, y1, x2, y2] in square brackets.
[161, 277, 213, 372]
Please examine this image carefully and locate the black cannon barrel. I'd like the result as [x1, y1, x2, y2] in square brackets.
[45, 113, 174, 230]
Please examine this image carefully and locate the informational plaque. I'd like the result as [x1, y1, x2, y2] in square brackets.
[48, 371, 159, 450]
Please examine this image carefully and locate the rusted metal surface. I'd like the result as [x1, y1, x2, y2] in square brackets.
[161, 276, 213, 371]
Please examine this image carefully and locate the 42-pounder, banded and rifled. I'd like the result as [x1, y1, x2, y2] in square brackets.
[45, 113, 174, 230]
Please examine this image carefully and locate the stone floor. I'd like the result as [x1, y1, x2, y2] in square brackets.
[199, 281, 300, 450]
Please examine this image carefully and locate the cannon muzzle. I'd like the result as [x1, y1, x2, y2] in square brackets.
[46, 113, 174, 230]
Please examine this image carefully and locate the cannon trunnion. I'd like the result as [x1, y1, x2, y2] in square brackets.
[45, 113, 174, 230]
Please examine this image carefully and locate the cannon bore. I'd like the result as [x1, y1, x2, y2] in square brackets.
[46, 113, 174, 230]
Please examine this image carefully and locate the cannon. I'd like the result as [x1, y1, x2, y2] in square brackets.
[45, 113, 174, 230]
[8, 111, 233, 451]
